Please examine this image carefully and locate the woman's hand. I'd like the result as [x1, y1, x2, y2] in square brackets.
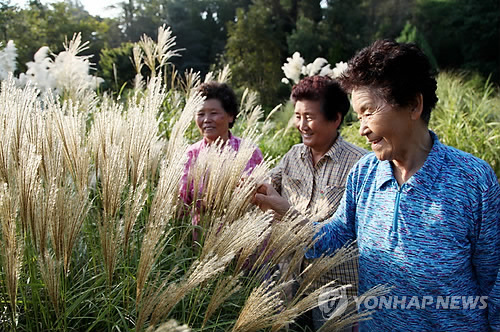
[253, 183, 291, 216]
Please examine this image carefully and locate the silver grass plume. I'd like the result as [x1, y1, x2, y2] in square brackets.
[149, 252, 235, 326]
[126, 76, 165, 188]
[231, 273, 292, 332]
[180, 69, 201, 96]
[317, 285, 391, 332]
[135, 81, 190, 292]
[47, 98, 91, 194]
[131, 44, 144, 91]
[188, 140, 270, 227]
[139, 24, 182, 78]
[295, 242, 359, 299]
[136, 152, 186, 302]
[146, 319, 191, 332]
[38, 252, 62, 316]
[0, 76, 40, 176]
[202, 273, 242, 327]
[0, 183, 22, 315]
[165, 90, 204, 161]
[17, 143, 41, 240]
[200, 210, 272, 275]
[98, 143, 127, 284]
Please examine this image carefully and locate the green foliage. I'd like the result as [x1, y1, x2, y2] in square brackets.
[415, 0, 499, 81]
[0, 1, 118, 73]
[3, 0, 499, 101]
[320, 0, 370, 64]
[117, 0, 252, 75]
[99, 42, 136, 92]
[287, 16, 327, 63]
[430, 71, 500, 177]
[396, 21, 438, 69]
[257, 102, 302, 165]
[225, 4, 288, 108]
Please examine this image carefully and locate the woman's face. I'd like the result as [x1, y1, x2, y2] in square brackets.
[351, 87, 413, 161]
[294, 99, 341, 152]
[195, 98, 234, 143]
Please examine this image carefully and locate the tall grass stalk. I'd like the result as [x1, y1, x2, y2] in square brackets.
[0, 183, 22, 323]
[0, 28, 388, 331]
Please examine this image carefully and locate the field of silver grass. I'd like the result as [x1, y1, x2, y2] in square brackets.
[0, 27, 382, 331]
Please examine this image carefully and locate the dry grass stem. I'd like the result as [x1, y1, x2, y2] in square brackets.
[232, 275, 293, 332]
[49, 101, 91, 193]
[295, 241, 359, 299]
[0, 183, 22, 314]
[17, 144, 42, 239]
[270, 280, 341, 331]
[165, 91, 204, 160]
[149, 252, 234, 326]
[38, 253, 62, 316]
[317, 285, 391, 332]
[146, 319, 192, 332]
[136, 225, 172, 303]
[202, 273, 242, 327]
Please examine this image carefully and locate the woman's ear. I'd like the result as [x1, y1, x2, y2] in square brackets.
[410, 93, 424, 121]
[228, 115, 235, 127]
[333, 112, 343, 130]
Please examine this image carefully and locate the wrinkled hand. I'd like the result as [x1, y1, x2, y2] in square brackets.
[253, 183, 291, 216]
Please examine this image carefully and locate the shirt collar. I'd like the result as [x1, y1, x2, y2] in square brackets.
[375, 130, 444, 191]
[406, 130, 445, 192]
[375, 160, 394, 190]
[201, 131, 235, 149]
[299, 132, 342, 161]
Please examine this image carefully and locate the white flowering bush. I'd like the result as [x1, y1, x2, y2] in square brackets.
[1, 33, 103, 98]
[0, 41, 18, 81]
[281, 51, 348, 84]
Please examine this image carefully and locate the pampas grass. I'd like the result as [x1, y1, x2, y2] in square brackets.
[0, 183, 22, 317]
[0, 28, 390, 331]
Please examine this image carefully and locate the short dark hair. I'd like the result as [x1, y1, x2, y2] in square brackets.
[198, 81, 238, 128]
[290, 75, 350, 123]
[339, 39, 438, 124]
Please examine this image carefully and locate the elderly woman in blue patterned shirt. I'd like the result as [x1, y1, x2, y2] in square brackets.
[256, 39, 500, 331]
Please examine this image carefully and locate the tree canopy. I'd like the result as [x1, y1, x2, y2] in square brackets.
[1, 0, 498, 106]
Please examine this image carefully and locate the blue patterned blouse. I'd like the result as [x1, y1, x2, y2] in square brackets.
[306, 131, 500, 331]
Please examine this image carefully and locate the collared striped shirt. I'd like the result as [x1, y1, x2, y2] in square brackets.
[270, 134, 367, 295]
